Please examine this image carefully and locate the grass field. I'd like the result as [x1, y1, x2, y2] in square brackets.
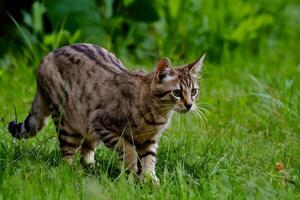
[0, 46, 299, 199]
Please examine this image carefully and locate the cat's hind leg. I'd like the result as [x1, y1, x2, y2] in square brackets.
[80, 133, 101, 165]
[92, 126, 138, 173]
[51, 106, 84, 163]
[58, 127, 83, 163]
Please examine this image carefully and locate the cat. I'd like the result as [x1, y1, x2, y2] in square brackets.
[8, 43, 205, 184]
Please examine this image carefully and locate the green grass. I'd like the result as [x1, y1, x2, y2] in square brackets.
[0, 49, 299, 199]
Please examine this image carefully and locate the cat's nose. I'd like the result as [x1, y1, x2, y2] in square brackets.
[185, 104, 192, 111]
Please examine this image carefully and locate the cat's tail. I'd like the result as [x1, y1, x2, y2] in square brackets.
[8, 88, 50, 139]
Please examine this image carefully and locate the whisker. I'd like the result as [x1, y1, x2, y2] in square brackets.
[198, 102, 215, 113]
[191, 112, 203, 128]
[194, 107, 208, 128]
[194, 110, 205, 128]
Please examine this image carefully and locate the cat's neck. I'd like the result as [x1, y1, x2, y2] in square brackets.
[138, 73, 175, 119]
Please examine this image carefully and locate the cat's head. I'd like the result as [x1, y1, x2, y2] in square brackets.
[151, 55, 205, 113]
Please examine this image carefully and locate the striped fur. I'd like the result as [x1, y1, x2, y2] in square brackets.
[7, 43, 205, 184]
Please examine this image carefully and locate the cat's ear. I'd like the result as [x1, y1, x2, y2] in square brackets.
[188, 54, 206, 75]
[155, 57, 172, 83]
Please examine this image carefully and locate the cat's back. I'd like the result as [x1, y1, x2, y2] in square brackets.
[36, 44, 131, 132]
[38, 43, 127, 82]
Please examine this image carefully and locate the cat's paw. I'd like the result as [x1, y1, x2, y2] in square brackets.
[81, 151, 95, 166]
[61, 156, 75, 165]
[141, 171, 160, 186]
[81, 157, 95, 166]
[80, 157, 96, 168]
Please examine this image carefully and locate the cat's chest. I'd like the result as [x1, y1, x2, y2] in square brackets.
[129, 112, 173, 140]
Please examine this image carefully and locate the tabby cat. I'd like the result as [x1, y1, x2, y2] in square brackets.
[8, 43, 205, 184]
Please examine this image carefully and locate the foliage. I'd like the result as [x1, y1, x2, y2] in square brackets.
[1, 0, 299, 63]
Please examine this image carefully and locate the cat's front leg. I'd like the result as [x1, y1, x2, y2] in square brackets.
[138, 140, 160, 185]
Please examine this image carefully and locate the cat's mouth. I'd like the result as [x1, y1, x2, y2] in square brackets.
[174, 107, 189, 114]
[174, 104, 195, 113]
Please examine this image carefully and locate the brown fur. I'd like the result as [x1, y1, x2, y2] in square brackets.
[8, 43, 205, 184]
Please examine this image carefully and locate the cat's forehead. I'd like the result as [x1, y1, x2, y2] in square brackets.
[173, 68, 197, 88]
[179, 74, 193, 88]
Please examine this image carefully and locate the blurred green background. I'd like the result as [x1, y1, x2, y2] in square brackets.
[0, 0, 299, 65]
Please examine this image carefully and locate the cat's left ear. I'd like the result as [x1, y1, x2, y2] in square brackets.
[188, 54, 206, 75]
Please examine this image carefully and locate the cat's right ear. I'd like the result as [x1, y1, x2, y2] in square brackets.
[155, 57, 172, 83]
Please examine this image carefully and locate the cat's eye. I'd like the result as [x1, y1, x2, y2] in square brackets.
[172, 89, 182, 97]
[191, 88, 198, 96]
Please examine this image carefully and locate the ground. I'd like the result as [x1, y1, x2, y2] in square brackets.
[0, 50, 299, 199]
